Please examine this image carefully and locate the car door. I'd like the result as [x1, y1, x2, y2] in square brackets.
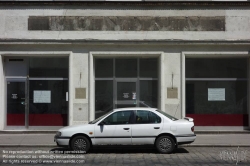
[94, 110, 133, 145]
[131, 110, 163, 145]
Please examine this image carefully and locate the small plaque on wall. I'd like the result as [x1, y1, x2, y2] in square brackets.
[75, 88, 86, 99]
[208, 88, 225, 101]
[167, 88, 178, 99]
[33, 90, 51, 103]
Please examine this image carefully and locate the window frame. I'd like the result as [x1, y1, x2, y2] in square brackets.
[134, 110, 162, 124]
[99, 110, 134, 125]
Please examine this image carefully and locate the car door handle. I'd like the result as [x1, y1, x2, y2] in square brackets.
[123, 128, 130, 130]
[154, 127, 160, 129]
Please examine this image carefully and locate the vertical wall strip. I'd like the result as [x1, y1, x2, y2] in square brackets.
[160, 52, 165, 112]
[181, 52, 186, 118]
[89, 52, 95, 121]
[25, 76, 29, 129]
[69, 52, 74, 125]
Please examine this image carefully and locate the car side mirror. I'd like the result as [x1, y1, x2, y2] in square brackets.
[99, 121, 106, 126]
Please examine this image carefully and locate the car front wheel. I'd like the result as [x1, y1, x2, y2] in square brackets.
[70, 136, 90, 152]
[155, 136, 175, 154]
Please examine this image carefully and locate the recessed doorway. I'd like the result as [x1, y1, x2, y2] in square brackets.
[95, 58, 158, 118]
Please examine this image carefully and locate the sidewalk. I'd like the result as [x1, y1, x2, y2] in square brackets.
[0, 134, 249, 147]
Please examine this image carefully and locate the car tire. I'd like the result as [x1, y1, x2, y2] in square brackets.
[70, 136, 90, 152]
[155, 136, 175, 154]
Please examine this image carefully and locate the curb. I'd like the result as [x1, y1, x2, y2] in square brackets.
[1, 144, 250, 148]
[0, 144, 57, 147]
[0, 131, 57, 134]
[180, 144, 250, 147]
[1, 132, 250, 135]
[194, 131, 250, 134]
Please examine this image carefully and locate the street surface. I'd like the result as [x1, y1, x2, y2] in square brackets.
[0, 146, 249, 166]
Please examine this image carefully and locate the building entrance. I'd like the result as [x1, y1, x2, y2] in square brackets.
[95, 58, 158, 118]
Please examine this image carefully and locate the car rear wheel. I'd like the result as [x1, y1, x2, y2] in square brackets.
[71, 136, 90, 152]
[155, 136, 175, 154]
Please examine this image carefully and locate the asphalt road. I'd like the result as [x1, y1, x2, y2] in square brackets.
[0, 146, 249, 166]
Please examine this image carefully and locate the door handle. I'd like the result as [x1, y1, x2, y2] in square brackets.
[123, 128, 130, 130]
[154, 127, 160, 129]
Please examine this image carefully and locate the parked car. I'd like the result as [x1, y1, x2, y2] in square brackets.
[54, 107, 196, 154]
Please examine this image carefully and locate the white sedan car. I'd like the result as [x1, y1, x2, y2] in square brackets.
[54, 108, 196, 154]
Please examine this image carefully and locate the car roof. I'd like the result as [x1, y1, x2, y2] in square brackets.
[113, 107, 157, 112]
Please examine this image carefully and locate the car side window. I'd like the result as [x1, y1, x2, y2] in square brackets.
[136, 110, 161, 124]
[149, 112, 161, 123]
[102, 111, 133, 125]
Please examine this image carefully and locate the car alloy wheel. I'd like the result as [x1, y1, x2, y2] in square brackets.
[156, 136, 175, 154]
[71, 136, 90, 152]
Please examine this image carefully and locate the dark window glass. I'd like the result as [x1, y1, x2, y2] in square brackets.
[149, 112, 161, 123]
[140, 80, 158, 108]
[186, 58, 247, 78]
[186, 81, 247, 114]
[116, 59, 137, 78]
[7, 82, 25, 114]
[136, 110, 149, 123]
[116, 104, 136, 108]
[29, 58, 68, 78]
[135, 110, 161, 124]
[117, 82, 136, 100]
[95, 80, 113, 118]
[102, 111, 133, 125]
[95, 59, 113, 78]
[29, 80, 68, 114]
[29, 80, 68, 126]
[7, 81, 25, 126]
[140, 58, 158, 78]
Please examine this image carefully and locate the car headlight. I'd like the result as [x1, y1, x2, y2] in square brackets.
[55, 131, 61, 137]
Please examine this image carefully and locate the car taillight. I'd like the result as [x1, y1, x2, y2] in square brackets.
[191, 126, 194, 132]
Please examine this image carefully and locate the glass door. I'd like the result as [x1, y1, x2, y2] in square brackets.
[115, 79, 138, 108]
[7, 79, 28, 127]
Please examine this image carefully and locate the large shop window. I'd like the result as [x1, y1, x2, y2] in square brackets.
[95, 58, 158, 119]
[186, 58, 248, 126]
[29, 58, 68, 126]
[6, 57, 68, 127]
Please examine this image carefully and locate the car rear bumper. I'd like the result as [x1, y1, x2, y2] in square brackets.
[176, 134, 196, 145]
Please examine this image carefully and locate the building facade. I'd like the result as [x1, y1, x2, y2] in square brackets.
[0, 1, 250, 131]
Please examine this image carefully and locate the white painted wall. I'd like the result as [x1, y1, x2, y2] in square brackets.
[164, 53, 182, 119]
[0, 6, 249, 41]
[72, 53, 89, 125]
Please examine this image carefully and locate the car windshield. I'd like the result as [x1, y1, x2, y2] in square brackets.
[88, 110, 113, 124]
[156, 110, 178, 121]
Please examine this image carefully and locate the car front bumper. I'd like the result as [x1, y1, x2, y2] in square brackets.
[54, 135, 70, 147]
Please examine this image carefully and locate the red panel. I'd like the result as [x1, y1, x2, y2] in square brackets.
[29, 114, 67, 126]
[7, 114, 25, 126]
[186, 114, 248, 126]
[6, 114, 67, 126]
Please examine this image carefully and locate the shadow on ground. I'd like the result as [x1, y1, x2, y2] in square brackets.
[50, 146, 189, 154]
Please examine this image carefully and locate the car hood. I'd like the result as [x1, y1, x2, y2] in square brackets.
[59, 124, 92, 132]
